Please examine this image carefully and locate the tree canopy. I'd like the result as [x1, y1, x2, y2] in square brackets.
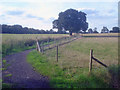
[93, 27, 98, 33]
[1, 24, 67, 34]
[53, 9, 88, 35]
[111, 27, 120, 33]
[88, 28, 93, 33]
[101, 27, 109, 33]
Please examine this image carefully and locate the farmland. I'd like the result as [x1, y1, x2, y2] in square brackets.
[1, 34, 119, 88]
[1, 1, 119, 88]
[2, 34, 69, 57]
[82, 33, 119, 37]
[27, 36, 119, 88]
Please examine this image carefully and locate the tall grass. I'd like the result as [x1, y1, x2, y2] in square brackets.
[82, 33, 119, 37]
[2, 34, 69, 57]
[27, 51, 110, 88]
[62, 37, 118, 67]
[27, 37, 118, 88]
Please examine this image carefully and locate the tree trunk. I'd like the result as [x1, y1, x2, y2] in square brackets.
[84, 31, 86, 34]
[69, 32, 72, 36]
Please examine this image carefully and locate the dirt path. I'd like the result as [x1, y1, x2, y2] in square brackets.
[2, 49, 50, 88]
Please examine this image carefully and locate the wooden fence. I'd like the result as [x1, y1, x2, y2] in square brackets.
[36, 36, 80, 51]
[36, 35, 81, 62]
[36, 38, 41, 52]
[89, 49, 108, 72]
[36, 36, 108, 73]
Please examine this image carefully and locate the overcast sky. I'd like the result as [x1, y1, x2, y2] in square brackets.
[0, 0, 119, 32]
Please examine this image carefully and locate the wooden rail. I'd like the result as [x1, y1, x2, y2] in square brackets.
[92, 57, 108, 68]
[36, 36, 81, 62]
[40, 36, 80, 52]
[89, 49, 108, 72]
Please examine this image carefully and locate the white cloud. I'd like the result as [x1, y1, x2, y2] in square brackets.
[23, 7, 57, 20]
[78, 7, 117, 17]
[0, 1, 57, 30]
[0, 15, 52, 30]
[78, 8, 96, 11]
[0, 0, 119, 2]
[77, 8, 98, 16]
[0, 1, 118, 31]
[0, 1, 58, 19]
[77, 7, 117, 32]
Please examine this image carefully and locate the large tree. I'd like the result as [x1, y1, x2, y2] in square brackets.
[93, 27, 99, 33]
[112, 27, 120, 33]
[101, 26, 109, 33]
[52, 9, 88, 35]
[110, 27, 120, 33]
[88, 28, 93, 33]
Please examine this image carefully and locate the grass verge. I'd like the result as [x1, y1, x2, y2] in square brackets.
[2, 83, 12, 88]
[5, 74, 12, 77]
[2, 45, 36, 57]
[27, 50, 111, 88]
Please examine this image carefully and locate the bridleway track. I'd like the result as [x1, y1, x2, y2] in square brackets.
[2, 49, 50, 88]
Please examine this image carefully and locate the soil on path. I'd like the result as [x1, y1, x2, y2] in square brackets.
[2, 49, 50, 88]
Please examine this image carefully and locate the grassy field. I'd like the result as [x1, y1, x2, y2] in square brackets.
[82, 33, 120, 37]
[1, 34, 69, 88]
[1, 34, 119, 88]
[1, 33, 119, 57]
[27, 37, 119, 88]
[2, 34, 69, 57]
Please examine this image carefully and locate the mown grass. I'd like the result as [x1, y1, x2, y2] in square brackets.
[27, 37, 118, 88]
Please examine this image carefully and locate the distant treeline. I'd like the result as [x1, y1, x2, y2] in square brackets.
[1, 24, 120, 34]
[87, 26, 120, 34]
[1, 24, 67, 34]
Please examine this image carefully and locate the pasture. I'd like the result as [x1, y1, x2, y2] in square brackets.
[1, 34, 119, 88]
[2, 34, 69, 57]
[27, 37, 119, 88]
[82, 33, 119, 37]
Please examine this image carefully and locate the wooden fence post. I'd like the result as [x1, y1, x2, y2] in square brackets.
[89, 49, 93, 72]
[41, 41, 44, 54]
[54, 38, 55, 45]
[56, 45, 58, 62]
[36, 38, 41, 52]
[42, 45, 44, 54]
[47, 40, 50, 49]
[36, 37, 38, 51]
[41, 42, 43, 53]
